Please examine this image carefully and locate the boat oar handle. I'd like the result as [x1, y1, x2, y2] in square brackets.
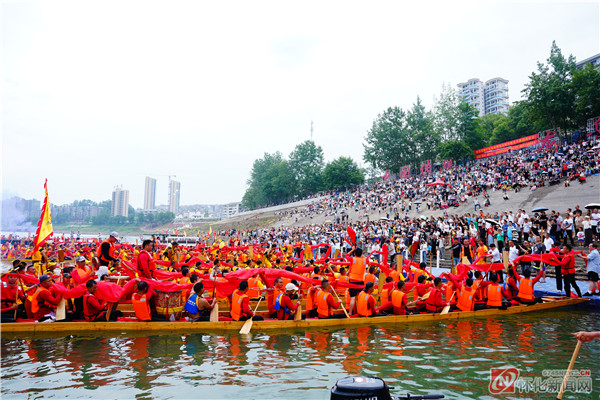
[397, 394, 444, 399]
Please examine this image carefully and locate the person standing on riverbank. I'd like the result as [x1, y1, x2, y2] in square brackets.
[560, 244, 582, 298]
[578, 243, 600, 296]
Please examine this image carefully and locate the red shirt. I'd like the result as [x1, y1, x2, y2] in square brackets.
[34, 288, 61, 319]
[137, 251, 155, 279]
[276, 294, 299, 320]
[84, 293, 107, 321]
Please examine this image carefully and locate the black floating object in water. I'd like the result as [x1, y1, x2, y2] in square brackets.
[331, 376, 444, 400]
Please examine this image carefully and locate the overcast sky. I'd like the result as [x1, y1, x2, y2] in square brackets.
[2, 0, 599, 209]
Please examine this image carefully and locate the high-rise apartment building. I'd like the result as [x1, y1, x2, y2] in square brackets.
[168, 180, 180, 215]
[144, 177, 156, 210]
[457, 77, 509, 116]
[111, 186, 129, 217]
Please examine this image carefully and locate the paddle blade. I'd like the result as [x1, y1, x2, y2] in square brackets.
[56, 298, 66, 321]
[294, 304, 302, 321]
[239, 318, 253, 334]
[210, 302, 219, 322]
[440, 304, 451, 315]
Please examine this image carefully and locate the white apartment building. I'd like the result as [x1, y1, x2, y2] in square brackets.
[168, 179, 181, 215]
[223, 202, 241, 219]
[144, 177, 156, 210]
[458, 77, 509, 116]
[111, 186, 129, 217]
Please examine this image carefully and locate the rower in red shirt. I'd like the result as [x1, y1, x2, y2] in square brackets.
[137, 240, 156, 279]
[31, 275, 62, 322]
[315, 279, 344, 319]
[425, 277, 448, 313]
[231, 280, 264, 321]
[1, 273, 26, 322]
[275, 283, 300, 320]
[414, 275, 433, 311]
[83, 280, 122, 322]
[511, 264, 543, 304]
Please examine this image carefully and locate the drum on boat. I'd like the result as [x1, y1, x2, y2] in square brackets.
[155, 289, 184, 319]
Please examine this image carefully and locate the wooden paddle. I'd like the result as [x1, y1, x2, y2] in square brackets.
[556, 340, 582, 400]
[440, 292, 455, 315]
[294, 303, 302, 321]
[210, 278, 219, 322]
[239, 297, 262, 334]
[56, 298, 66, 321]
[327, 266, 350, 318]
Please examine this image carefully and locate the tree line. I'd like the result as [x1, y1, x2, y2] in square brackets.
[242, 141, 365, 209]
[51, 199, 175, 226]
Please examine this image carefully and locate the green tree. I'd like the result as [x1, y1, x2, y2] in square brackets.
[406, 96, 440, 164]
[288, 140, 324, 197]
[438, 140, 472, 163]
[433, 83, 461, 141]
[477, 113, 507, 145]
[363, 106, 418, 173]
[522, 41, 577, 136]
[572, 62, 600, 129]
[322, 157, 365, 190]
[242, 152, 298, 209]
[457, 101, 485, 151]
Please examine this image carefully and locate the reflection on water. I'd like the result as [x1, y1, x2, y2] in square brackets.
[2, 310, 599, 399]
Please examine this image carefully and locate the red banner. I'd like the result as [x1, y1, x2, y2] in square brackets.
[474, 134, 539, 155]
[475, 139, 539, 160]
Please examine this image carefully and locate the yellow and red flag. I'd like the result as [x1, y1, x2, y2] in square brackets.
[33, 179, 53, 254]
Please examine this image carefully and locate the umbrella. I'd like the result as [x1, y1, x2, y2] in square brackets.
[380, 217, 391, 221]
[324, 220, 332, 224]
[420, 215, 427, 220]
[485, 219, 499, 226]
[585, 203, 600, 210]
[532, 206, 548, 212]
[413, 201, 422, 204]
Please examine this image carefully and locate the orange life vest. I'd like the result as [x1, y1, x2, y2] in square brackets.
[73, 266, 92, 283]
[364, 273, 376, 285]
[96, 239, 115, 263]
[389, 270, 399, 282]
[349, 257, 366, 281]
[356, 291, 373, 317]
[473, 280, 484, 301]
[31, 287, 48, 314]
[487, 284, 503, 307]
[306, 287, 317, 311]
[391, 290, 406, 315]
[316, 290, 333, 318]
[518, 278, 535, 301]
[247, 277, 261, 299]
[380, 288, 390, 304]
[132, 293, 151, 321]
[231, 290, 248, 321]
[457, 286, 475, 312]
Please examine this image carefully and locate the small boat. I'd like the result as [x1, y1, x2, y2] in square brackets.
[331, 376, 444, 399]
[0, 297, 588, 335]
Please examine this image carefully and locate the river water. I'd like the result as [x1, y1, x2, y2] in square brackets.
[1, 309, 599, 399]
